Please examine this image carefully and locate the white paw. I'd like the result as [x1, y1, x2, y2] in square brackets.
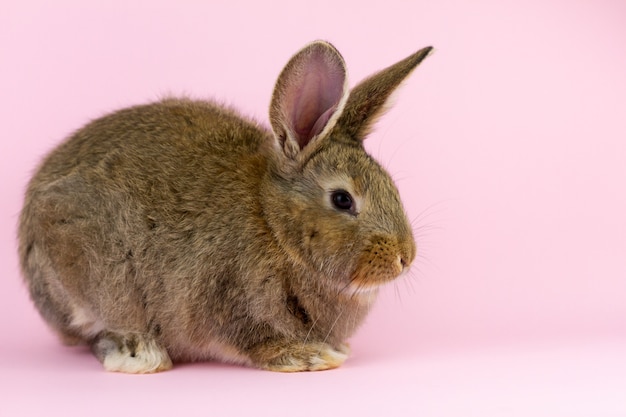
[96, 336, 172, 374]
[307, 345, 349, 371]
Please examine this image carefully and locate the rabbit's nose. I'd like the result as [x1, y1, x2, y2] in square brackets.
[394, 251, 413, 275]
[393, 255, 406, 275]
[400, 240, 416, 270]
[397, 255, 410, 271]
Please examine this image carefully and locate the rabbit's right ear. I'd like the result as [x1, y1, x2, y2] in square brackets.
[269, 41, 349, 160]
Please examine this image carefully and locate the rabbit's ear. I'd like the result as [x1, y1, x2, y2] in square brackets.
[269, 41, 349, 159]
[335, 46, 433, 141]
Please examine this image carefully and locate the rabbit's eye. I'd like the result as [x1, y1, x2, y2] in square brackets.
[331, 190, 355, 213]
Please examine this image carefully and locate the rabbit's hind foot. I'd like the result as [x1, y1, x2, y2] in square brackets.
[254, 341, 350, 372]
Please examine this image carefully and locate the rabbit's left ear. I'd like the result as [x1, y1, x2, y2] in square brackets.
[269, 41, 349, 159]
[335, 46, 433, 142]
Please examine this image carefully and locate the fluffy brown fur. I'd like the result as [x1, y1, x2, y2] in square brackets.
[18, 41, 432, 373]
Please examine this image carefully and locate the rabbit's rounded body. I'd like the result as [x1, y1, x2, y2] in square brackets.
[18, 41, 432, 373]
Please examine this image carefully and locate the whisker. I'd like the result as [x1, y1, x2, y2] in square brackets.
[393, 281, 403, 303]
[402, 273, 418, 296]
[412, 200, 448, 221]
[410, 201, 448, 236]
[320, 309, 344, 350]
[413, 222, 444, 233]
[413, 251, 440, 272]
[301, 316, 320, 352]
[338, 278, 355, 296]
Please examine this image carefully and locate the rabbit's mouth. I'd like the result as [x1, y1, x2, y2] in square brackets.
[343, 252, 410, 297]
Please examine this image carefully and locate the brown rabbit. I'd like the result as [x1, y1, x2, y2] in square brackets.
[18, 41, 432, 373]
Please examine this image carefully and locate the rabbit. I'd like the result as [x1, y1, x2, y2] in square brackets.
[18, 40, 432, 373]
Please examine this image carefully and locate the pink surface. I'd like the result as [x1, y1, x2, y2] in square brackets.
[1, 1, 625, 415]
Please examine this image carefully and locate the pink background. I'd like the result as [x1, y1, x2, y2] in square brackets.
[1, 0, 625, 415]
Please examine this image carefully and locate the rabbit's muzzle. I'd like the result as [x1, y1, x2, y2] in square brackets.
[350, 235, 416, 292]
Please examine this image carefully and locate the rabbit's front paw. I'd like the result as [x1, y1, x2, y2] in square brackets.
[92, 331, 173, 374]
[254, 341, 349, 372]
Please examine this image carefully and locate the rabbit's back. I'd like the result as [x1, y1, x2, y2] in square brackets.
[33, 99, 269, 187]
[26, 99, 271, 228]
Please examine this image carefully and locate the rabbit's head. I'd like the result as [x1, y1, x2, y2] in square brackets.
[262, 41, 431, 296]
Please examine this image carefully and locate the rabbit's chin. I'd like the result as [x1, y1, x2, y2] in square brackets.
[338, 277, 391, 299]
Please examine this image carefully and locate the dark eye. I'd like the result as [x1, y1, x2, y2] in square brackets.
[331, 190, 355, 213]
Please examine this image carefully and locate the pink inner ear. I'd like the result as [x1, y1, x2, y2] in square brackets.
[308, 107, 336, 140]
[287, 52, 345, 149]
